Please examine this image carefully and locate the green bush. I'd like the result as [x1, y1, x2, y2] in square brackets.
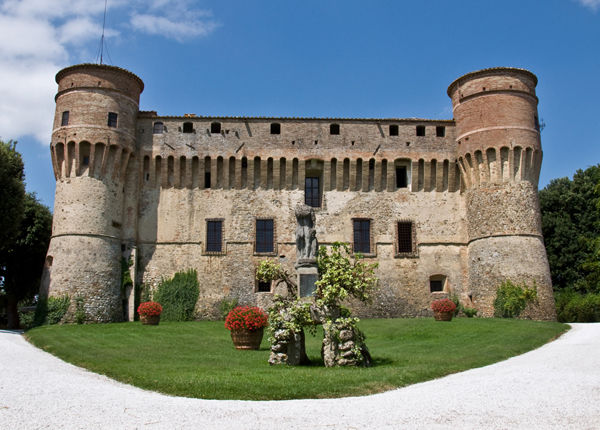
[154, 269, 199, 322]
[463, 307, 478, 318]
[493, 280, 537, 318]
[31, 295, 71, 327]
[555, 290, 600, 322]
[217, 297, 239, 320]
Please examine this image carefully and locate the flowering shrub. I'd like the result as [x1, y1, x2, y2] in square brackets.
[137, 301, 163, 316]
[225, 306, 269, 331]
[431, 298, 457, 314]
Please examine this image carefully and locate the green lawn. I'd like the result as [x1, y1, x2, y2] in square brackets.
[26, 318, 568, 400]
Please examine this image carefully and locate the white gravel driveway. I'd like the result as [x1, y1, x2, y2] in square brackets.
[1, 323, 599, 430]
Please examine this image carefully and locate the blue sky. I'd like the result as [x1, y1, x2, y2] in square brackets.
[2, 0, 600, 210]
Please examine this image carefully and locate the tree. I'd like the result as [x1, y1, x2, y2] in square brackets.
[0, 192, 53, 328]
[539, 165, 600, 292]
[0, 140, 26, 252]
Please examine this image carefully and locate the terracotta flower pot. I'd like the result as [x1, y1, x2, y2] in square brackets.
[434, 311, 453, 322]
[230, 327, 264, 350]
[140, 314, 161, 325]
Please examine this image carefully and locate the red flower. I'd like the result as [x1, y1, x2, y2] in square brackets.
[225, 306, 268, 331]
[137, 301, 163, 316]
[431, 299, 457, 313]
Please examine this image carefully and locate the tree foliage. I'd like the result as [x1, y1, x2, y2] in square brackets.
[539, 165, 600, 292]
[1, 192, 53, 328]
[0, 139, 26, 253]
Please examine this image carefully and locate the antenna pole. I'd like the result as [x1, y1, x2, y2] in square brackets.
[100, 0, 108, 65]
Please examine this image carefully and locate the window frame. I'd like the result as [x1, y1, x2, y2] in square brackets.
[270, 123, 281, 135]
[153, 122, 164, 134]
[254, 218, 276, 255]
[61, 111, 70, 127]
[183, 122, 194, 133]
[256, 279, 272, 293]
[211, 122, 221, 134]
[416, 125, 425, 136]
[108, 112, 118, 128]
[389, 124, 399, 136]
[429, 274, 447, 294]
[395, 219, 418, 257]
[436, 126, 445, 137]
[330, 123, 340, 135]
[205, 219, 225, 254]
[305, 176, 321, 208]
[352, 218, 373, 255]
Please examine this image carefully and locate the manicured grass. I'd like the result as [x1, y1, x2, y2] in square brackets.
[26, 318, 568, 400]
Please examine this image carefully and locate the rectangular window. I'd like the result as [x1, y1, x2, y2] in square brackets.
[205, 172, 211, 189]
[211, 122, 221, 134]
[389, 124, 399, 136]
[330, 124, 340, 135]
[353, 219, 371, 254]
[153, 122, 164, 134]
[305, 177, 320, 207]
[183, 122, 193, 133]
[82, 156, 90, 165]
[257, 281, 271, 293]
[430, 280, 443, 292]
[397, 221, 414, 254]
[256, 219, 274, 253]
[270, 123, 281, 134]
[436, 126, 445, 137]
[396, 167, 408, 188]
[416, 125, 425, 136]
[108, 112, 118, 128]
[206, 220, 222, 253]
[61, 111, 69, 126]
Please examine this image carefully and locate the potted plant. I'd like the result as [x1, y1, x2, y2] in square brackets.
[225, 306, 269, 350]
[431, 298, 457, 321]
[137, 301, 163, 325]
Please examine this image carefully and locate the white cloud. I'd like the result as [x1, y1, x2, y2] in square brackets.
[0, 0, 218, 144]
[574, 0, 600, 11]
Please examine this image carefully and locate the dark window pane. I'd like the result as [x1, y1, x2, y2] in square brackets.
[108, 112, 118, 128]
[353, 220, 370, 253]
[256, 219, 274, 253]
[153, 122, 164, 134]
[183, 122, 193, 133]
[389, 125, 398, 136]
[257, 281, 271, 292]
[330, 124, 340, 135]
[270, 123, 281, 134]
[205, 172, 211, 189]
[211, 122, 221, 134]
[430, 280, 443, 292]
[305, 177, 320, 207]
[397, 221, 413, 253]
[436, 126, 445, 137]
[82, 156, 89, 165]
[61, 111, 69, 126]
[396, 167, 407, 188]
[207, 221, 222, 252]
[416, 125, 425, 136]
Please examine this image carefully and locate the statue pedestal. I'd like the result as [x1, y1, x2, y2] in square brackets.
[296, 259, 318, 298]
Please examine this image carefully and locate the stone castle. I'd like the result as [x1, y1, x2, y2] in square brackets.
[40, 64, 557, 322]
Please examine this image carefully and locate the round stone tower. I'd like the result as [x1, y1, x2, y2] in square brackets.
[40, 64, 144, 322]
[447, 67, 556, 320]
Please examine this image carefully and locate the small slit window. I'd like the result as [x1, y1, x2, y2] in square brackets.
[183, 122, 194, 133]
[389, 125, 399, 136]
[206, 220, 223, 253]
[108, 112, 118, 128]
[270, 123, 281, 134]
[436, 126, 445, 137]
[330, 124, 340, 135]
[153, 122, 164, 134]
[61, 111, 69, 126]
[82, 156, 89, 166]
[416, 125, 425, 136]
[257, 281, 271, 293]
[205, 172, 211, 189]
[353, 219, 371, 254]
[211, 122, 221, 134]
[397, 221, 414, 254]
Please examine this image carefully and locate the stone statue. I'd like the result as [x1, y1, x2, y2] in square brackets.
[295, 204, 318, 265]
